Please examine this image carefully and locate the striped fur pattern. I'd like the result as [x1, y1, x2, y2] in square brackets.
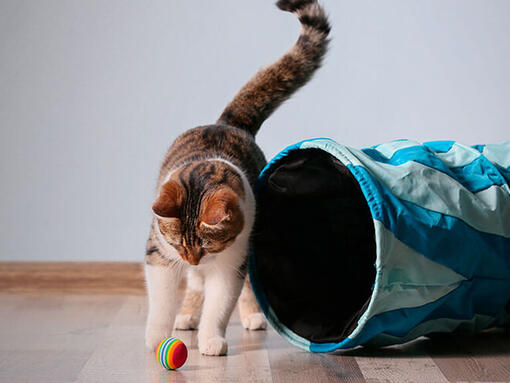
[217, 0, 330, 135]
[145, 0, 330, 356]
[146, 125, 265, 267]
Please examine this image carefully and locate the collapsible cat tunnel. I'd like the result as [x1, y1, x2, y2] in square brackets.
[249, 138, 510, 352]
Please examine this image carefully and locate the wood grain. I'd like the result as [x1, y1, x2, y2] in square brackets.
[1, 293, 510, 382]
[0, 262, 145, 294]
[355, 355, 449, 383]
[428, 329, 510, 382]
[269, 350, 365, 383]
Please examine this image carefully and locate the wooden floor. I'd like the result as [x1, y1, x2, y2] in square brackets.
[1, 294, 509, 383]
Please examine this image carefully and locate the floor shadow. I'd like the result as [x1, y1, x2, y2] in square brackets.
[339, 327, 510, 358]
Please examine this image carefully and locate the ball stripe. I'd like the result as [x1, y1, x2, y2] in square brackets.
[158, 339, 166, 368]
[163, 338, 177, 369]
[159, 338, 173, 369]
[172, 342, 188, 369]
[156, 337, 186, 370]
[166, 339, 181, 369]
[162, 339, 170, 369]
[164, 338, 178, 369]
[155, 339, 166, 366]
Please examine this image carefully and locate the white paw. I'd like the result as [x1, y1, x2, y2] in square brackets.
[145, 324, 171, 351]
[199, 336, 228, 356]
[242, 312, 267, 331]
[174, 314, 199, 330]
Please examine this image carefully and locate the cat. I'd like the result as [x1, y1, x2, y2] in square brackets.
[145, 0, 330, 356]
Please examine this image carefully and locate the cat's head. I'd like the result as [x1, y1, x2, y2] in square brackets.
[152, 161, 245, 265]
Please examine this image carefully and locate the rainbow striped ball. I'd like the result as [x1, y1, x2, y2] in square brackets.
[155, 337, 188, 370]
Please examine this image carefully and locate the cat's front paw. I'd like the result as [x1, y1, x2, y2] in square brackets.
[174, 314, 199, 330]
[242, 312, 267, 331]
[198, 336, 228, 356]
[145, 324, 171, 351]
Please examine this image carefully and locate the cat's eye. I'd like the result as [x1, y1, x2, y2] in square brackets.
[201, 238, 216, 250]
[173, 244, 184, 252]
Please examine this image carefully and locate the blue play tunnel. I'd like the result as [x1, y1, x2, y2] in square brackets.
[249, 138, 510, 352]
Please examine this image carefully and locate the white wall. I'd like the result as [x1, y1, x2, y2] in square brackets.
[1, 0, 509, 261]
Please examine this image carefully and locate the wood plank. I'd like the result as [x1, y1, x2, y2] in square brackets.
[2, 292, 510, 382]
[76, 299, 274, 383]
[0, 294, 126, 383]
[0, 349, 92, 383]
[428, 328, 510, 382]
[347, 338, 449, 383]
[355, 355, 449, 383]
[0, 294, 124, 352]
[0, 262, 145, 294]
[269, 344, 365, 383]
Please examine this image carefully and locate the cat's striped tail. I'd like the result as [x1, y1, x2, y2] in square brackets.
[217, 0, 330, 136]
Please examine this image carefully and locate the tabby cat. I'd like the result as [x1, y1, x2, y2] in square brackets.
[145, 0, 330, 356]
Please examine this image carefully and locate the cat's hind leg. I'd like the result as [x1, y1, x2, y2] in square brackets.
[238, 276, 267, 330]
[175, 268, 204, 330]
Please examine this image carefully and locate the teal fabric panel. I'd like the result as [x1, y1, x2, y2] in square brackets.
[367, 314, 498, 347]
[423, 140, 455, 153]
[370, 139, 422, 158]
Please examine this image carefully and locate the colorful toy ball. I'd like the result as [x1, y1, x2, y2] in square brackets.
[155, 337, 188, 370]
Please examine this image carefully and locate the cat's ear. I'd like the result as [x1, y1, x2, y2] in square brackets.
[152, 180, 183, 219]
[200, 188, 241, 227]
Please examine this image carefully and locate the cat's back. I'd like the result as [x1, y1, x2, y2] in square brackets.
[159, 125, 266, 186]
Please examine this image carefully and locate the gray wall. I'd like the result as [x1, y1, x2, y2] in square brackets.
[1, 0, 509, 262]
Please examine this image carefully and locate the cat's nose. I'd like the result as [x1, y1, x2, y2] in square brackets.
[187, 248, 206, 265]
[188, 257, 200, 266]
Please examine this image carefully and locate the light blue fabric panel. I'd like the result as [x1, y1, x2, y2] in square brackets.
[482, 141, 510, 169]
[362, 221, 466, 321]
[433, 142, 481, 168]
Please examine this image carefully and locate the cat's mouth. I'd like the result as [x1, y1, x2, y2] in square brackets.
[180, 251, 217, 266]
[194, 253, 216, 266]
[179, 247, 208, 265]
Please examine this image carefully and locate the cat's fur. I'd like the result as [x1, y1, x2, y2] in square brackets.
[145, 0, 330, 356]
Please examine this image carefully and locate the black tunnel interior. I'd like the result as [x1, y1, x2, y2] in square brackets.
[252, 149, 377, 344]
